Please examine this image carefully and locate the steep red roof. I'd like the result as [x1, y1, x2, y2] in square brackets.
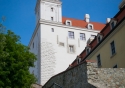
[62, 17, 105, 31]
[69, 5, 125, 68]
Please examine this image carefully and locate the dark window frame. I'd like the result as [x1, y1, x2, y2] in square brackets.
[80, 33, 86, 40]
[51, 17, 54, 21]
[113, 64, 117, 68]
[68, 31, 74, 39]
[51, 28, 54, 32]
[51, 8, 53, 12]
[97, 54, 101, 67]
[110, 41, 116, 55]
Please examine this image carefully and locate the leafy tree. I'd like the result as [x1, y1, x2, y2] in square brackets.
[0, 24, 37, 88]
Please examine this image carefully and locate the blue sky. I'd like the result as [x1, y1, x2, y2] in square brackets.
[0, 0, 122, 45]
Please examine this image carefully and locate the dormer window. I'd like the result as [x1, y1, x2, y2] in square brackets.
[76, 56, 81, 64]
[77, 58, 81, 64]
[67, 22, 70, 25]
[88, 24, 94, 29]
[66, 20, 72, 26]
[110, 18, 117, 30]
[97, 33, 103, 43]
[86, 46, 91, 55]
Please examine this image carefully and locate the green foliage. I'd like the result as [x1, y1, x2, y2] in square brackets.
[0, 24, 37, 88]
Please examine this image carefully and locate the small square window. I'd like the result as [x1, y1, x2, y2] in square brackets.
[97, 54, 101, 67]
[80, 33, 86, 40]
[68, 31, 74, 39]
[51, 28, 54, 32]
[110, 41, 116, 55]
[69, 45, 74, 53]
[113, 65, 117, 68]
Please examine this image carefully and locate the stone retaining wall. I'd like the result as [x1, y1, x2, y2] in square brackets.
[43, 61, 125, 88]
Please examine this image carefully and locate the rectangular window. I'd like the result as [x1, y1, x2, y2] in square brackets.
[86, 48, 90, 54]
[80, 33, 86, 40]
[69, 45, 74, 53]
[51, 17, 53, 21]
[59, 42, 64, 47]
[68, 31, 74, 39]
[51, 28, 54, 32]
[110, 41, 116, 55]
[97, 54, 101, 67]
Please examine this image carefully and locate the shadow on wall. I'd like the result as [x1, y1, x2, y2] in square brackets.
[43, 61, 96, 88]
[42, 60, 125, 88]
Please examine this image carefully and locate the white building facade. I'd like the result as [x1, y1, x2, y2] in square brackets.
[29, 0, 105, 85]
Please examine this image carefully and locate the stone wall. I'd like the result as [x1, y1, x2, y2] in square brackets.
[31, 84, 42, 88]
[43, 61, 125, 88]
[87, 62, 125, 88]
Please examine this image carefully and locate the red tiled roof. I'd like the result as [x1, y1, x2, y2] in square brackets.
[69, 5, 125, 68]
[62, 17, 105, 31]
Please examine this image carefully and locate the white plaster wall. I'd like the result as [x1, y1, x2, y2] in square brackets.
[39, 23, 98, 85]
[40, 1, 62, 22]
[32, 0, 99, 85]
[29, 27, 41, 84]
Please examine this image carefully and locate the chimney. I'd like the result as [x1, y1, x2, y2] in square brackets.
[119, 0, 125, 9]
[85, 14, 90, 23]
[106, 18, 111, 23]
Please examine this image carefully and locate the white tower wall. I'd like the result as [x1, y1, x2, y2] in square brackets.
[29, 0, 100, 85]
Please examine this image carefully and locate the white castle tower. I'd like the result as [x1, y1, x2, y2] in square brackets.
[29, 0, 105, 85]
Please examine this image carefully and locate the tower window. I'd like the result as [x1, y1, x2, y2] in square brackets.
[51, 28, 54, 32]
[51, 8, 54, 12]
[33, 42, 34, 48]
[51, 17, 54, 21]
